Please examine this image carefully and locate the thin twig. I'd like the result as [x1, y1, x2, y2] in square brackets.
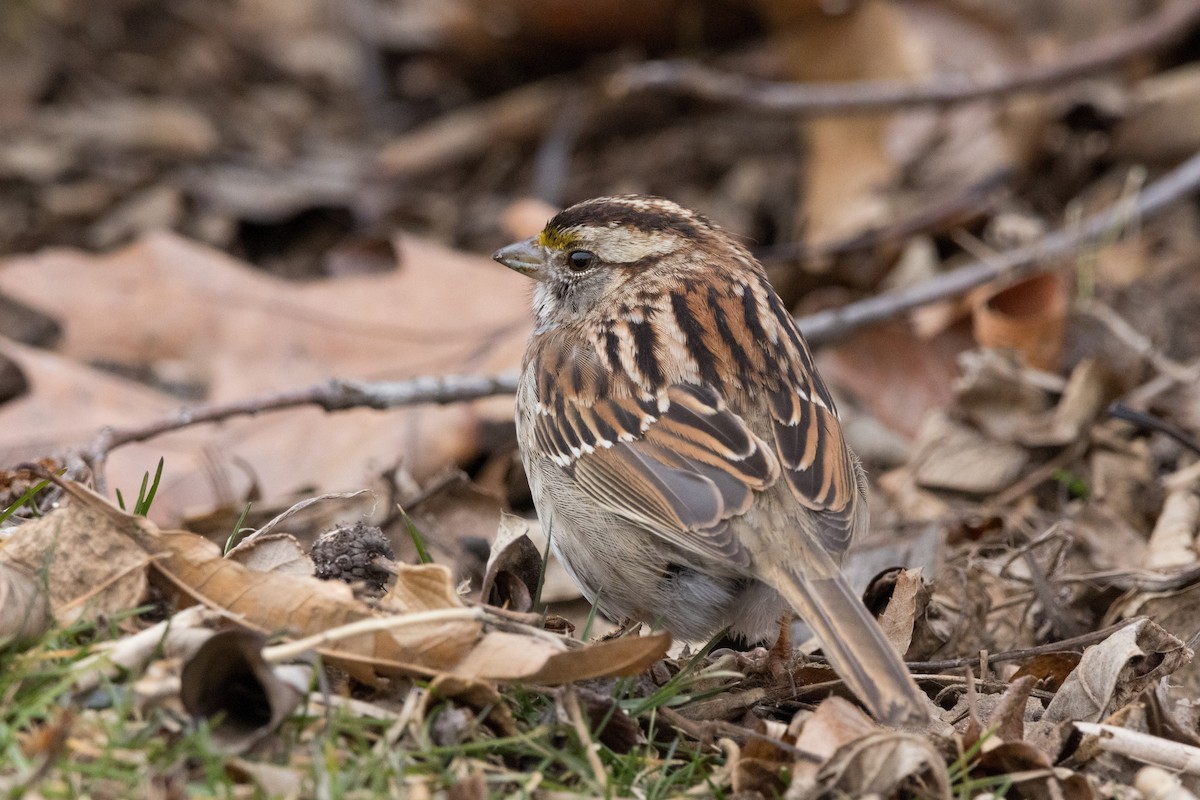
[612, 0, 1200, 115]
[83, 373, 519, 484]
[799, 149, 1200, 346]
[562, 686, 608, 794]
[905, 617, 1144, 673]
[756, 168, 1011, 263]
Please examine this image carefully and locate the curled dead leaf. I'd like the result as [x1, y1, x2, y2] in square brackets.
[1042, 618, 1191, 726]
[181, 628, 313, 754]
[480, 514, 543, 613]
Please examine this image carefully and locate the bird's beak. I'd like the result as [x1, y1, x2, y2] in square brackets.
[493, 236, 547, 279]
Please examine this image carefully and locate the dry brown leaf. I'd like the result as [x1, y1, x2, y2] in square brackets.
[0, 490, 149, 625]
[43, 477, 473, 681]
[791, 695, 879, 788]
[1144, 486, 1200, 570]
[1108, 582, 1200, 701]
[875, 568, 925, 659]
[1018, 358, 1125, 448]
[40, 477, 664, 687]
[1113, 64, 1200, 163]
[226, 758, 305, 799]
[0, 231, 532, 520]
[795, 729, 951, 800]
[758, 0, 1031, 260]
[480, 514, 542, 612]
[730, 720, 791, 796]
[973, 273, 1068, 371]
[955, 347, 1055, 442]
[429, 674, 519, 737]
[816, 321, 963, 440]
[72, 606, 219, 693]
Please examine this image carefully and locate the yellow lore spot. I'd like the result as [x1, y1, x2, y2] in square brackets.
[538, 227, 576, 250]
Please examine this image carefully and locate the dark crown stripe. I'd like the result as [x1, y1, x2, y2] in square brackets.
[547, 198, 709, 241]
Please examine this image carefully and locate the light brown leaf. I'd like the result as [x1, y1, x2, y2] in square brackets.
[46, 477, 665, 686]
[0, 491, 149, 625]
[909, 411, 1029, 494]
[0, 230, 532, 520]
[875, 568, 925, 659]
[450, 630, 670, 684]
[794, 730, 951, 800]
[48, 477, 474, 682]
[480, 514, 542, 612]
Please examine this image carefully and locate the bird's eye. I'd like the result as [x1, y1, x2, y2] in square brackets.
[567, 250, 597, 272]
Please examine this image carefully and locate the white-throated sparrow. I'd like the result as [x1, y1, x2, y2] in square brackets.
[495, 195, 928, 726]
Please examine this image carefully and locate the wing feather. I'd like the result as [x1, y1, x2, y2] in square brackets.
[534, 380, 778, 566]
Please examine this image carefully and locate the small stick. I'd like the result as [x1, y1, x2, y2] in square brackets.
[800, 149, 1200, 346]
[562, 686, 608, 794]
[612, 0, 1200, 115]
[905, 617, 1144, 673]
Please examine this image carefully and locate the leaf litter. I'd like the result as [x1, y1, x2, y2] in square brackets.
[4, 0, 1200, 796]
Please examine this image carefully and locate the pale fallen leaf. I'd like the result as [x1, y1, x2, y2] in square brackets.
[1113, 64, 1200, 163]
[451, 629, 670, 684]
[1041, 619, 1191, 727]
[44, 476, 669, 686]
[875, 568, 925, 659]
[480, 513, 541, 612]
[1144, 485, 1200, 570]
[757, 0, 1030, 260]
[791, 695, 878, 789]
[955, 347, 1055, 443]
[227, 758, 305, 799]
[0, 560, 52, 647]
[72, 605, 219, 693]
[1018, 358, 1125, 448]
[0, 490, 149, 625]
[795, 730, 951, 800]
[909, 411, 1029, 494]
[225, 532, 314, 577]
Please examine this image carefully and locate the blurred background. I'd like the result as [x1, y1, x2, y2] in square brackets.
[2, 0, 1200, 620]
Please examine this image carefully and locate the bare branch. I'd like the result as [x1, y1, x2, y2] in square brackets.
[84, 373, 520, 470]
[612, 0, 1200, 115]
[798, 149, 1200, 346]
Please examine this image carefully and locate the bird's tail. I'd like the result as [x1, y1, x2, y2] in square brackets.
[764, 553, 930, 728]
